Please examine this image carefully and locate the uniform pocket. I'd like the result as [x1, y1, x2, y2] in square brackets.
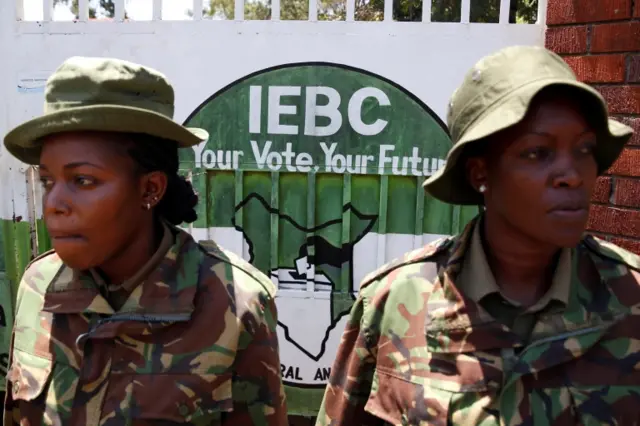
[364, 370, 454, 426]
[6, 349, 78, 425]
[6, 349, 52, 402]
[130, 372, 234, 424]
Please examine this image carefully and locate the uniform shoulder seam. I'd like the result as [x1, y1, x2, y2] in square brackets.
[359, 236, 453, 291]
[25, 249, 57, 270]
[197, 239, 276, 298]
[583, 235, 640, 272]
[21, 249, 62, 284]
[15, 250, 62, 311]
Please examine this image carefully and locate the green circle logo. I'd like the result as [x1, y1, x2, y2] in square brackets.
[181, 63, 478, 415]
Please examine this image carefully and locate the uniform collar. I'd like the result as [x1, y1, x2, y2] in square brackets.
[424, 215, 624, 356]
[42, 224, 201, 317]
[88, 221, 175, 294]
[458, 216, 572, 311]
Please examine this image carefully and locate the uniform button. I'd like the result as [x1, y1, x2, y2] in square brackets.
[178, 404, 190, 417]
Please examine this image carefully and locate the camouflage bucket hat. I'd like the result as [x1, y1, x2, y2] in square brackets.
[4, 56, 209, 165]
[423, 45, 634, 206]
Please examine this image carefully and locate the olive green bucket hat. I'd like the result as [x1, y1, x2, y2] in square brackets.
[4, 56, 209, 165]
[423, 45, 634, 206]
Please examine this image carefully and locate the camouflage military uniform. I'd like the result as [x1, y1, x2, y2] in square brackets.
[315, 216, 640, 425]
[3, 224, 287, 426]
[316, 44, 637, 426]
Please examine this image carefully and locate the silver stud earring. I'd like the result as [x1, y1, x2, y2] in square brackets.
[479, 184, 487, 193]
[145, 202, 151, 210]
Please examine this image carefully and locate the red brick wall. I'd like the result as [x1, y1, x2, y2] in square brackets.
[546, 0, 640, 254]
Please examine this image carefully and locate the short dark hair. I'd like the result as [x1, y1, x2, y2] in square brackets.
[126, 133, 198, 225]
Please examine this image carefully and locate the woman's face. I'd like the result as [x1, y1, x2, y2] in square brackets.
[468, 93, 599, 248]
[38, 131, 163, 270]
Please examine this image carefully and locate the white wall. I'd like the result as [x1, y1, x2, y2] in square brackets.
[0, 0, 547, 408]
[1, 2, 546, 220]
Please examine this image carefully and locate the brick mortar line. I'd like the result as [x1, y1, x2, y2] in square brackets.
[559, 52, 640, 57]
[606, 175, 640, 181]
[589, 230, 640, 241]
[604, 145, 640, 150]
[592, 82, 640, 87]
[602, 202, 640, 209]
[591, 201, 640, 212]
[608, 176, 617, 205]
[547, 18, 640, 28]
[611, 113, 640, 118]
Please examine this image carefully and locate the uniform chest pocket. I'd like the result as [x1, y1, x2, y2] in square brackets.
[364, 367, 495, 426]
[364, 370, 452, 426]
[7, 349, 53, 403]
[6, 348, 79, 424]
[129, 373, 234, 425]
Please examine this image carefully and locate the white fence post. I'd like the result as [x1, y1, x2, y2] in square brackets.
[308, 0, 317, 21]
[421, 0, 431, 23]
[460, 0, 471, 23]
[78, 0, 89, 21]
[1, 1, 36, 281]
[1, 2, 15, 143]
[234, 0, 244, 21]
[499, 0, 510, 24]
[15, 0, 24, 21]
[153, 0, 162, 20]
[271, 0, 281, 20]
[537, 0, 548, 24]
[383, 0, 393, 21]
[346, 0, 355, 21]
[193, 0, 204, 20]
[43, 0, 54, 21]
[114, 0, 125, 21]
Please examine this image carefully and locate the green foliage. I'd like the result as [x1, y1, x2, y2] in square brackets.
[513, 0, 538, 23]
[53, 0, 537, 24]
[207, 0, 537, 22]
[52, 0, 123, 19]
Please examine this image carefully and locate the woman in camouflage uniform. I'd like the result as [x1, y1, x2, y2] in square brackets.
[316, 45, 640, 425]
[3, 57, 287, 426]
